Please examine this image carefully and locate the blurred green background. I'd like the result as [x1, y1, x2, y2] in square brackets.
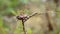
[0, 0, 60, 34]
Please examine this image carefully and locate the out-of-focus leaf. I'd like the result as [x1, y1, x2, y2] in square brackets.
[11, 10, 17, 15]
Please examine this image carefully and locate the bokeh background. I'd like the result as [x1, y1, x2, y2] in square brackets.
[0, 0, 60, 34]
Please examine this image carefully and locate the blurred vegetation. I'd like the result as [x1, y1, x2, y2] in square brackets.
[0, 0, 60, 34]
[0, 0, 31, 34]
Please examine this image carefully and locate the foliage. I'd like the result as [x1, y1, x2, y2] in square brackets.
[0, 0, 60, 34]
